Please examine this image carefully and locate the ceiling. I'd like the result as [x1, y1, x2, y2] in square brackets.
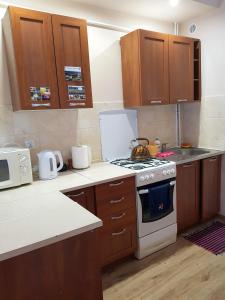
[71, 0, 221, 22]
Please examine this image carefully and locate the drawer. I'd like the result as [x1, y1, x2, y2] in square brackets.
[95, 176, 135, 200]
[64, 187, 95, 214]
[100, 205, 136, 231]
[96, 192, 136, 217]
[99, 224, 137, 266]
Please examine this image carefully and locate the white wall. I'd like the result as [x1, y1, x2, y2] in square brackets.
[0, 0, 175, 165]
[180, 5, 225, 215]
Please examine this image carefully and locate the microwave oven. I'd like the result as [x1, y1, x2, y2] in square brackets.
[0, 148, 33, 190]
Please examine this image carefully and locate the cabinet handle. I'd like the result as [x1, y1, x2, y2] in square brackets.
[69, 102, 85, 106]
[112, 228, 126, 236]
[69, 191, 85, 197]
[109, 181, 124, 187]
[32, 103, 50, 107]
[183, 163, 194, 168]
[177, 99, 188, 103]
[111, 212, 126, 220]
[209, 157, 217, 162]
[150, 100, 162, 104]
[110, 197, 125, 204]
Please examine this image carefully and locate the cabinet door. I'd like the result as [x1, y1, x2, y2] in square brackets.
[64, 187, 95, 214]
[201, 156, 221, 221]
[169, 35, 194, 104]
[176, 161, 200, 232]
[7, 7, 59, 110]
[52, 15, 92, 109]
[140, 30, 169, 105]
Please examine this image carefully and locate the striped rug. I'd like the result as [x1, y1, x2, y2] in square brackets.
[184, 221, 225, 255]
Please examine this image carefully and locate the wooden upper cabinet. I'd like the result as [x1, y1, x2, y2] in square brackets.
[120, 29, 200, 107]
[120, 30, 169, 107]
[140, 31, 169, 105]
[52, 15, 93, 109]
[3, 7, 93, 111]
[169, 35, 194, 104]
[3, 7, 59, 110]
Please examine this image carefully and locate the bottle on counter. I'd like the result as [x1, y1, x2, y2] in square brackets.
[154, 138, 161, 153]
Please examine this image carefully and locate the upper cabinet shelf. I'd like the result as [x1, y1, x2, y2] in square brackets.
[120, 29, 201, 107]
[3, 7, 93, 111]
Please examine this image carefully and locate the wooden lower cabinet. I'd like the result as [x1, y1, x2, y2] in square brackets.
[176, 161, 200, 232]
[201, 156, 221, 221]
[64, 186, 95, 214]
[95, 176, 137, 266]
[0, 230, 103, 300]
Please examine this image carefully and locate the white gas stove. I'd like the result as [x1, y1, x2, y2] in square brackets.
[111, 157, 177, 259]
[111, 158, 176, 187]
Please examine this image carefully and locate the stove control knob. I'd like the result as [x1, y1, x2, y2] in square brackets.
[163, 170, 167, 176]
[145, 175, 150, 180]
[140, 176, 146, 182]
[150, 174, 154, 179]
[167, 170, 171, 175]
[171, 169, 175, 174]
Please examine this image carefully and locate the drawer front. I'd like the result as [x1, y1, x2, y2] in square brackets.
[100, 224, 137, 266]
[100, 205, 136, 231]
[64, 187, 95, 214]
[96, 192, 136, 217]
[95, 176, 135, 200]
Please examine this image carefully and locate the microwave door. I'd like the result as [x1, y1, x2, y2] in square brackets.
[0, 155, 20, 189]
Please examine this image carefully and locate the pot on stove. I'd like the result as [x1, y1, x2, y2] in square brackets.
[131, 138, 150, 160]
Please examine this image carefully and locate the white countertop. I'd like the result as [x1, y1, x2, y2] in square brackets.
[0, 162, 135, 261]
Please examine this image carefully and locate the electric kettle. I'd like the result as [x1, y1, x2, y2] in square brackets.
[131, 138, 150, 160]
[37, 150, 63, 180]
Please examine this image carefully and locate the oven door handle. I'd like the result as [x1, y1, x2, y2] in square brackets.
[170, 181, 176, 186]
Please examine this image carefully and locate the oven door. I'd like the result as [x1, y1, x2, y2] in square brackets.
[0, 155, 20, 189]
[137, 179, 176, 238]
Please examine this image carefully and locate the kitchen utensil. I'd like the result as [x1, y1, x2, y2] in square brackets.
[72, 145, 91, 169]
[37, 150, 63, 180]
[131, 138, 150, 160]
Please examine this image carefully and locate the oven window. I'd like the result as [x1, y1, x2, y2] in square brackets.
[138, 180, 174, 222]
[0, 160, 10, 182]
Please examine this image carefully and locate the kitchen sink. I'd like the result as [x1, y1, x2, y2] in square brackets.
[172, 148, 210, 156]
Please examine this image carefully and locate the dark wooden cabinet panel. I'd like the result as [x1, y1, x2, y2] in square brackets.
[201, 156, 221, 221]
[64, 186, 95, 214]
[52, 15, 92, 109]
[99, 224, 136, 266]
[140, 30, 169, 105]
[120, 30, 169, 107]
[95, 176, 136, 200]
[95, 176, 137, 266]
[3, 7, 59, 110]
[169, 35, 194, 104]
[176, 161, 200, 232]
[0, 230, 103, 300]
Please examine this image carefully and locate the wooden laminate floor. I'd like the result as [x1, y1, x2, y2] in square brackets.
[102, 237, 225, 300]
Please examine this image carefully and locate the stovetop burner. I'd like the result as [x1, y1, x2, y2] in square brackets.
[111, 158, 170, 170]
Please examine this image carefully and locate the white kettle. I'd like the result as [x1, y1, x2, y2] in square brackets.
[37, 150, 63, 180]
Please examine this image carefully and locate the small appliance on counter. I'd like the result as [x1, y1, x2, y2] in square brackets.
[0, 147, 33, 189]
[131, 138, 150, 160]
[72, 145, 91, 169]
[37, 150, 63, 180]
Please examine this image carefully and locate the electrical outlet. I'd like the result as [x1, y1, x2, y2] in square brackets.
[24, 139, 35, 149]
